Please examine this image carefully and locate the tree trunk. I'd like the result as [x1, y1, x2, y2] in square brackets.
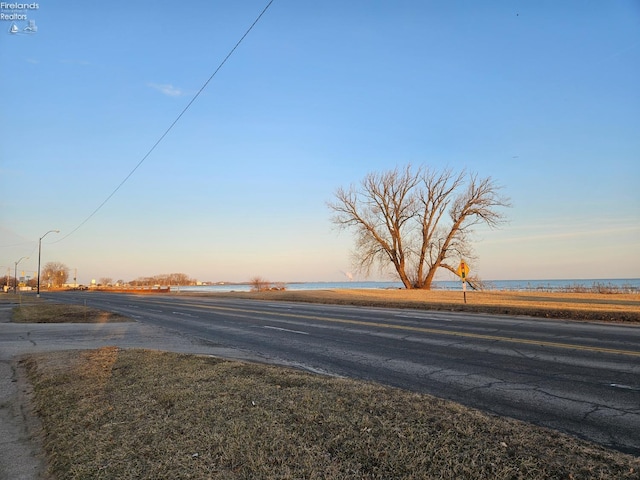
[394, 260, 413, 289]
[419, 268, 436, 290]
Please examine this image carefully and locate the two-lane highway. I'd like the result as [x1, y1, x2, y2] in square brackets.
[47, 291, 640, 455]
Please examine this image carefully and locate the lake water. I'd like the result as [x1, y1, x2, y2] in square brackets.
[178, 278, 640, 293]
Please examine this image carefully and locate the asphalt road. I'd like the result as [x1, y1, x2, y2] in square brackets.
[46, 291, 640, 455]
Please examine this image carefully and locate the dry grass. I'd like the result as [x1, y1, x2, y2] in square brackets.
[12, 303, 131, 323]
[23, 347, 639, 480]
[197, 289, 640, 323]
[0, 293, 42, 305]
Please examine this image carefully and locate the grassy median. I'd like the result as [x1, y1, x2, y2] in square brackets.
[11, 303, 130, 323]
[23, 347, 640, 480]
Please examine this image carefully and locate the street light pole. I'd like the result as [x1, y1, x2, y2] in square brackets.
[14, 256, 29, 294]
[36, 229, 60, 298]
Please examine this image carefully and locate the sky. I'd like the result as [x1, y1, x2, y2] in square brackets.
[1, 0, 639, 285]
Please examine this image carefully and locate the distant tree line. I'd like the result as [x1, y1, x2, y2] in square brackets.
[2, 265, 198, 290]
[1, 261, 69, 291]
[127, 273, 196, 286]
[1, 275, 37, 289]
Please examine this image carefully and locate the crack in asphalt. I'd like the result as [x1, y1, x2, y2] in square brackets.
[582, 405, 602, 421]
[531, 386, 634, 418]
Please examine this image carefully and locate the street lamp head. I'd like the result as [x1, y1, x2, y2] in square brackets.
[15, 256, 29, 264]
[41, 229, 60, 239]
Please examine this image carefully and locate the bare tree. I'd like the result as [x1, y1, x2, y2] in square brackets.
[328, 165, 510, 289]
[167, 273, 192, 285]
[41, 262, 69, 288]
[249, 276, 271, 292]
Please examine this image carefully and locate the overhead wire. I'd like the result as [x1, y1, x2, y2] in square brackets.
[54, 0, 275, 243]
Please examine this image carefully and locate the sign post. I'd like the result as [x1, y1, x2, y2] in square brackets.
[457, 260, 470, 304]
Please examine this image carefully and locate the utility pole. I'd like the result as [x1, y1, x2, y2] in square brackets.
[36, 229, 59, 297]
[14, 256, 29, 294]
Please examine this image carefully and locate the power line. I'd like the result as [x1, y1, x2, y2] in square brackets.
[56, 0, 275, 243]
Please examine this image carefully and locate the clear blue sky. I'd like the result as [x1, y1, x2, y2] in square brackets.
[1, 1, 639, 284]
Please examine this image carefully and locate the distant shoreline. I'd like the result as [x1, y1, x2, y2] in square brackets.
[176, 278, 640, 294]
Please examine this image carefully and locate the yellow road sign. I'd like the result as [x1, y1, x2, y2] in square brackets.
[457, 260, 470, 280]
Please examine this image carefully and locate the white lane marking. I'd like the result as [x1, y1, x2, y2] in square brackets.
[173, 311, 196, 317]
[395, 313, 452, 321]
[263, 325, 309, 335]
[609, 384, 640, 391]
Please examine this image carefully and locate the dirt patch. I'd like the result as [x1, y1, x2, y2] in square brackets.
[23, 347, 639, 479]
